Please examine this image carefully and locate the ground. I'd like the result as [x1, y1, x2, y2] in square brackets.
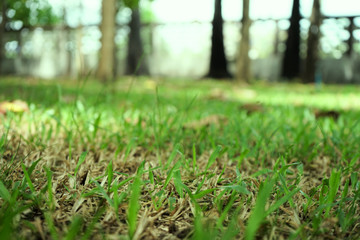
[0, 77, 359, 239]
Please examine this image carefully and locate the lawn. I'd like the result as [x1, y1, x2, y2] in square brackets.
[0, 77, 359, 239]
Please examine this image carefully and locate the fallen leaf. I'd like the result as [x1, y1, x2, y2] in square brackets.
[125, 117, 147, 128]
[314, 110, 340, 120]
[239, 103, 264, 115]
[184, 115, 228, 129]
[144, 80, 157, 90]
[233, 88, 257, 99]
[206, 88, 228, 101]
[0, 100, 29, 115]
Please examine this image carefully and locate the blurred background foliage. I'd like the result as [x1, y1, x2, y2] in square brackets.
[0, 0, 359, 84]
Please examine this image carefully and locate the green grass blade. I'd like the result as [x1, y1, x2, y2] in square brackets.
[192, 143, 197, 173]
[81, 206, 106, 240]
[165, 143, 181, 169]
[149, 169, 154, 185]
[124, 137, 137, 162]
[92, 113, 102, 139]
[44, 167, 55, 211]
[93, 181, 114, 207]
[74, 151, 88, 176]
[245, 177, 275, 240]
[65, 216, 84, 240]
[216, 190, 237, 229]
[193, 188, 216, 199]
[220, 184, 250, 195]
[326, 169, 341, 217]
[128, 161, 145, 239]
[0, 180, 11, 203]
[44, 212, 59, 240]
[221, 207, 241, 240]
[107, 160, 113, 192]
[27, 159, 41, 177]
[110, 177, 134, 192]
[205, 145, 222, 172]
[21, 164, 35, 193]
[164, 161, 181, 189]
[173, 170, 184, 198]
[265, 187, 300, 215]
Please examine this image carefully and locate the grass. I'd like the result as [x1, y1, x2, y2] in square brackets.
[0, 76, 360, 239]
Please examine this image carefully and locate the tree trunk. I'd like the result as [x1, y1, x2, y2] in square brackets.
[281, 0, 301, 80]
[97, 0, 116, 82]
[207, 0, 231, 79]
[304, 0, 322, 83]
[236, 0, 251, 82]
[126, 7, 148, 76]
[0, 0, 7, 75]
[346, 17, 354, 56]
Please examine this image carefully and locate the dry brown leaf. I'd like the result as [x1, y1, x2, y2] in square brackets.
[233, 88, 257, 99]
[314, 109, 340, 120]
[0, 99, 29, 115]
[144, 80, 157, 90]
[239, 103, 264, 115]
[206, 88, 228, 101]
[184, 115, 228, 129]
[125, 117, 147, 128]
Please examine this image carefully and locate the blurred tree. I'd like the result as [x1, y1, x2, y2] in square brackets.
[346, 17, 355, 56]
[0, 0, 58, 74]
[97, 0, 117, 82]
[304, 0, 322, 83]
[0, 1, 7, 73]
[124, 0, 149, 75]
[281, 0, 301, 80]
[236, 0, 251, 82]
[207, 0, 231, 79]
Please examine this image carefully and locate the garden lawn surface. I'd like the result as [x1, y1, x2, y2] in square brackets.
[0, 77, 360, 240]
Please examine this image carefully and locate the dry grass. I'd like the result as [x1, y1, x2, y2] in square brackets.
[1, 78, 360, 240]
